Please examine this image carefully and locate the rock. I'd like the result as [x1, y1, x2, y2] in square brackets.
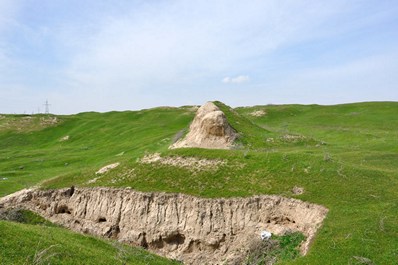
[0, 188, 328, 265]
[170, 102, 237, 149]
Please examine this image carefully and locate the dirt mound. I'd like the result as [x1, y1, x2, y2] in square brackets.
[0, 188, 328, 265]
[170, 102, 237, 149]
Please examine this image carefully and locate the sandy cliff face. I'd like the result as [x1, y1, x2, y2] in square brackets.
[0, 188, 328, 264]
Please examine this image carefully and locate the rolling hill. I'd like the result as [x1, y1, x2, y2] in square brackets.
[0, 101, 397, 264]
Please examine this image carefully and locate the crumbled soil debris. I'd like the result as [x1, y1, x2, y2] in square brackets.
[87, 177, 100, 184]
[96, 162, 120, 175]
[281, 134, 306, 142]
[140, 153, 226, 172]
[40, 116, 58, 125]
[249, 110, 267, 117]
[60, 135, 70, 141]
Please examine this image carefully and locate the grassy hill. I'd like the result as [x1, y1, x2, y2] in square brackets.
[0, 209, 180, 265]
[0, 101, 397, 264]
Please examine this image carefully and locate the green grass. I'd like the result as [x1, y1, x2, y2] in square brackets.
[0, 220, 180, 265]
[245, 232, 306, 264]
[0, 107, 195, 197]
[0, 208, 56, 227]
[1, 101, 398, 264]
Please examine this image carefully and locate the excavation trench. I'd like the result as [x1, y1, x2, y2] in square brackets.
[0, 188, 328, 264]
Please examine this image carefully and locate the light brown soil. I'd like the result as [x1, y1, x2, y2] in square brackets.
[95, 162, 120, 175]
[0, 188, 328, 265]
[170, 102, 237, 150]
[140, 153, 226, 172]
[249, 110, 267, 117]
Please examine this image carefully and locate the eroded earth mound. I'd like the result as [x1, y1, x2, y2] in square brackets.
[170, 102, 237, 149]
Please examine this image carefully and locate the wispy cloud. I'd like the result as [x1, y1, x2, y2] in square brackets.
[222, 75, 250, 84]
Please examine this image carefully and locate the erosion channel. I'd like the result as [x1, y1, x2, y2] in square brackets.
[0, 188, 328, 264]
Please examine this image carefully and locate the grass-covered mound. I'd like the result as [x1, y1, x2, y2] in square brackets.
[1, 101, 397, 264]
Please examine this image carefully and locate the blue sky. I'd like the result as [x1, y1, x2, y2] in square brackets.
[0, 0, 397, 114]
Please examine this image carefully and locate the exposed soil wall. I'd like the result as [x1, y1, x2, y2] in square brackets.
[0, 188, 328, 264]
[170, 101, 237, 149]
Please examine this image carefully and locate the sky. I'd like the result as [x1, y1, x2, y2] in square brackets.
[0, 0, 397, 114]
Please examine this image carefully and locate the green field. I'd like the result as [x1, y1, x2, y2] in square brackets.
[0, 213, 180, 265]
[0, 101, 397, 264]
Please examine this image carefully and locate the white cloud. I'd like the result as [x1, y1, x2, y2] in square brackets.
[222, 75, 250, 84]
[62, 1, 349, 89]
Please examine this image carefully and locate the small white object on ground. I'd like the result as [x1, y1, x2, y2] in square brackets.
[60, 135, 70, 141]
[260, 230, 272, 240]
[87, 177, 99, 184]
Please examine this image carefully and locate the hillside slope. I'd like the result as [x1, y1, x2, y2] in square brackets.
[1, 101, 397, 264]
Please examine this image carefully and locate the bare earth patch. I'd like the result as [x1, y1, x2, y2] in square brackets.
[0, 115, 61, 132]
[140, 153, 226, 172]
[59, 135, 70, 142]
[249, 110, 267, 117]
[40, 116, 58, 126]
[95, 162, 120, 175]
[281, 134, 306, 143]
[292, 186, 305, 195]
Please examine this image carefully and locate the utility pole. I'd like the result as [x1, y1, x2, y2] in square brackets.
[44, 100, 51, 114]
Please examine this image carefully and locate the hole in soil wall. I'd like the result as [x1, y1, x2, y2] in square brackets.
[150, 236, 164, 249]
[140, 232, 149, 249]
[98, 217, 107, 223]
[164, 233, 185, 245]
[105, 225, 120, 238]
[149, 232, 186, 251]
[55, 205, 71, 214]
[63, 186, 75, 197]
